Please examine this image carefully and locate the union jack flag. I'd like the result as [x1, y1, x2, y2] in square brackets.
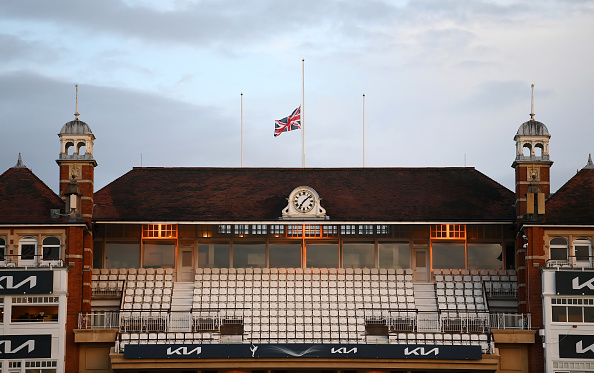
[274, 106, 301, 137]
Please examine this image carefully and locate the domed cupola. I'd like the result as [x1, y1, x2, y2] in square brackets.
[512, 84, 553, 220]
[56, 85, 97, 221]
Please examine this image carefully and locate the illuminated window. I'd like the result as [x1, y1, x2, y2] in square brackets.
[376, 225, 390, 235]
[235, 225, 250, 236]
[431, 224, 466, 239]
[287, 225, 303, 237]
[251, 225, 267, 235]
[270, 225, 285, 236]
[341, 225, 357, 235]
[142, 224, 177, 238]
[359, 225, 374, 235]
[11, 296, 59, 323]
[322, 225, 338, 237]
[217, 225, 232, 235]
[304, 225, 321, 238]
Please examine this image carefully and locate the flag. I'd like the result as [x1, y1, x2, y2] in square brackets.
[274, 106, 301, 137]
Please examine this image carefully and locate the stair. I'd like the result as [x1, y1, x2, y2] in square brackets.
[414, 283, 440, 332]
[171, 282, 194, 312]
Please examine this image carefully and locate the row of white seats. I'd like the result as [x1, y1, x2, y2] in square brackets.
[196, 267, 414, 275]
[196, 273, 413, 282]
[434, 268, 516, 276]
[93, 268, 174, 276]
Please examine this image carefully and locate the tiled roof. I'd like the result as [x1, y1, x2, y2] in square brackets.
[93, 167, 515, 222]
[0, 167, 69, 224]
[544, 168, 594, 225]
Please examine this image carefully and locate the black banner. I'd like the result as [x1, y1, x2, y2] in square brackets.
[556, 271, 594, 295]
[559, 335, 594, 359]
[124, 343, 482, 360]
[0, 270, 53, 294]
[0, 335, 52, 358]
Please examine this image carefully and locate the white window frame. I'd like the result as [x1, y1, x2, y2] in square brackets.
[19, 236, 38, 267]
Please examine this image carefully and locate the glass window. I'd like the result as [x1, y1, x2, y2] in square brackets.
[42, 237, 61, 261]
[585, 307, 594, 323]
[0, 237, 5, 261]
[567, 306, 583, 322]
[306, 243, 339, 268]
[269, 243, 301, 268]
[550, 237, 568, 260]
[467, 243, 502, 269]
[19, 237, 37, 264]
[552, 306, 566, 322]
[378, 243, 410, 269]
[93, 241, 104, 268]
[233, 243, 266, 268]
[198, 244, 230, 268]
[574, 239, 592, 262]
[432, 242, 465, 269]
[105, 242, 140, 268]
[142, 240, 176, 268]
[343, 243, 375, 268]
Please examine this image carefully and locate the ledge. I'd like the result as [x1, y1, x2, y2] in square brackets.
[74, 329, 118, 343]
[492, 329, 536, 344]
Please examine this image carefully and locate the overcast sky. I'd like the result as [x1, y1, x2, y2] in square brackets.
[1, 0, 593, 195]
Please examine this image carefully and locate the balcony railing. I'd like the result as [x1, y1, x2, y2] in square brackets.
[489, 313, 531, 330]
[546, 256, 593, 269]
[0, 254, 64, 268]
[78, 311, 120, 329]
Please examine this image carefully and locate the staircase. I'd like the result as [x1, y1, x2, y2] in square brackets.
[414, 283, 440, 332]
[169, 282, 194, 332]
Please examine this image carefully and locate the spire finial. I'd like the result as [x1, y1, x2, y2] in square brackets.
[74, 84, 80, 120]
[585, 153, 594, 169]
[529, 83, 535, 121]
[13, 153, 27, 168]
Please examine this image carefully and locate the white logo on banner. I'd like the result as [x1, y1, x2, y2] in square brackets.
[404, 347, 439, 356]
[572, 276, 594, 290]
[576, 341, 594, 354]
[166, 346, 201, 356]
[0, 276, 37, 290]
[0, 340, 35, 355]
[331, 347, 358, 354]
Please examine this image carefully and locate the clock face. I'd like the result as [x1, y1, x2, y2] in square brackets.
[293, 189, 315, 213]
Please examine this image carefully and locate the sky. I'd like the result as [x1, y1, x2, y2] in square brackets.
[1, 0, 593, 195]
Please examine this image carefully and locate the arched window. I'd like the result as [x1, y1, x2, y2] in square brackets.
[574, 238, 592, 265]
[550, 238, 568, 261]
[19, 236, 38, 266]
[43, 237, 61, 262]
[0, 237, 5, 262]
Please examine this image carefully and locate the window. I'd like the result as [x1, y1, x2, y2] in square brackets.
[19, 237, 37, 265]
[0, 297, 3, 323]
[269, 243, 301, 268]
[142, 224, 177, 238]
[105, 242, 140, 268]
[432, 242, 465, 269]
[574, 239, 592, 263]
[343, 243, 375, 268]
[198, 244, 230, 268]
[233, 243, 266, 268]
[431, 224, 466, 239]
[378, 243, 411, 269]
[11, 296, 59, 323]
[306, 243, 339, 268]
[552, 298, 594, 323]
[42, 237, 61, 261]
[0, 237, 5, 262]
[142, 240, 176, 268]
[550, 237, 568, 260]
[467, 243, 502, 269]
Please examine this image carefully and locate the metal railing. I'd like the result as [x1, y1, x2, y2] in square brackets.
[0, 254, 64, 268]
[489, 313, 531, 330]
[78, 311, 120, 329]
[484, 281, 518, 298]
[547, 256, 594, 269]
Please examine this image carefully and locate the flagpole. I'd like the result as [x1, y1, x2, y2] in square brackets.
[302, 58, 305, 169]
[241, 92, 244, 168]
[363, 93, 366, 168]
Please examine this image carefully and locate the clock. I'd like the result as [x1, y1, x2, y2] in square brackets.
[293, 189, 315, 213]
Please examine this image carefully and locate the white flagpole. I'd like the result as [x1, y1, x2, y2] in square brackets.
[363, 93, 366, 168]
[302, 58, 305, 168]
[241, 93, 244, 168]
